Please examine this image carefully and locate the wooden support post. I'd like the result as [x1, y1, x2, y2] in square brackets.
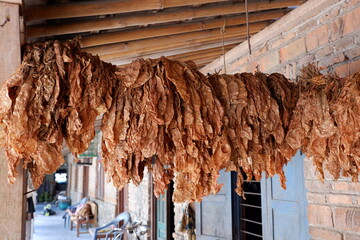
[0, 2, 26, 240]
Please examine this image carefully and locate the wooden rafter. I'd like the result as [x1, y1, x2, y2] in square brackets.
[26, 0, 304, 38]
[112, 39, 242, 66]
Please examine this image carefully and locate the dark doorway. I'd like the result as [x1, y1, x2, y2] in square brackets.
[232, 172, 263, 240]
[81, 166, 89, 199]
[152, 182, 174, 240]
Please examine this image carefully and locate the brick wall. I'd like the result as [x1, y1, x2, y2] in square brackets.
[202, 0, 360, 78]
[202, 0, 360, 239]
[127, 169, 152, 240]
[69, 161, 82, 204]
[306, 158, 360, 240]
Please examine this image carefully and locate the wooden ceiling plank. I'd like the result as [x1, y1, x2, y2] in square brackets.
[115, 44, 234, 67]
[168, 44, 237, 60]
[195, 58, 220, 66]
[79, 9, 287, 47]
[84, 22, 268, 56]
[111, 39, 242, 66]
[99, 31, 253, 62]
[27, 0, 303, 38]
[26, 0, 229, 21]
[99, 34, 251, 61]
[174, 51, 228, 63]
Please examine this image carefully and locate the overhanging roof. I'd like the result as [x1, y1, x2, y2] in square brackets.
[25, 0, 306, 68]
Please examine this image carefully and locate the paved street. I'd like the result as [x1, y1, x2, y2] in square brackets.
[33, 203, 92, 240]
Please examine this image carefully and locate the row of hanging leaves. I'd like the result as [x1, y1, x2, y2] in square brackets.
[0, 40, 359, 202]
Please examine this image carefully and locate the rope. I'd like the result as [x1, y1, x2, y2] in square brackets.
[220, 18, 227, 74]
[245, 0, 252, 55]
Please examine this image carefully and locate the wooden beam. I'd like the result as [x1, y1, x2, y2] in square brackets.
[112, 39, 242, 66]
[177, 53, 226, 65]
[168, 44, 238, 61]
[117, 48, 231, 67]
[26, 0, 304, 38]
[169, 48, 235, 65]
[84, 22, 268, 57]
[79, 9, 287, 48]
[195, 58, 219, 66]
[26, 0, 229, 21]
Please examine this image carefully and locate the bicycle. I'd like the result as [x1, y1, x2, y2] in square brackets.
[106, 219, 148, 240]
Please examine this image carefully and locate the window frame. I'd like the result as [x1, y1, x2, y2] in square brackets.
[95, 158, 105, 200]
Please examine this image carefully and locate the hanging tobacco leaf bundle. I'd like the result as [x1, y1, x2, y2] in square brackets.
[0, 40, 117, 187]
[102, 58, 230, 202]
[208, 72, 299, 196]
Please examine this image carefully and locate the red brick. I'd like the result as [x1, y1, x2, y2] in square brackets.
[334, 182, 350, 191]
[319, 8, 340, 25]
[298, 54, 315, 69]
[271, 38, 284, 49]
[345, 233, 360, 240]
[334, 59, 360, 78]
[343, 7, 360, 36]
[345, 46, 360, 59]
[330, 17, 345, 41]
[316, 46, 334, 58]
[334, 207, 360, 232]
[308, 204, 334, 227]
[328, 194, 353, 205]
[334, 37, 355, 52]
[279, 38, 307, 63]
[334, 63, 351, 78]
[258, 51, 279, 72]
[355, 34, 360, 44]
[319, 53, 346, 69]
[305, 179, 333, 193]
[306, 25, 329, 51]
[347, 61, 360, 77]
[307, 192, 327, 204]
[309, 226, 342, 240]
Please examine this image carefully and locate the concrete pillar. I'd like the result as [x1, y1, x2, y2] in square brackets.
[0, 2, 26, 239]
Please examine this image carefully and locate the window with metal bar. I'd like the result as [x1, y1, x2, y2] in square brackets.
[232, 172, 263, 240]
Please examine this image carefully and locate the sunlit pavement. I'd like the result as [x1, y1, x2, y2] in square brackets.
[33, 203, 92, 240]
